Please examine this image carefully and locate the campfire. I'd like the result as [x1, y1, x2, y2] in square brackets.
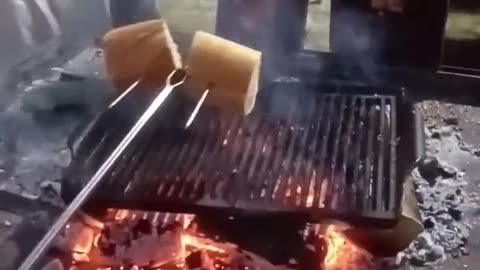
[44, 209, 372, 270]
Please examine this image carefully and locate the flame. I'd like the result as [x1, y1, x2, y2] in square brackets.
[324, 230, 349, 267]
[182, 234, 226, 254]
[114, 210, 130, 221]
[179, 214, 226, 254]
[323, 225, 363, 270]
[183, 214, 195, 229]
[306, 194, 314, 207]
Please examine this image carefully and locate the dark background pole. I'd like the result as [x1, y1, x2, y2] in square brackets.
[109, 0, 159, 28]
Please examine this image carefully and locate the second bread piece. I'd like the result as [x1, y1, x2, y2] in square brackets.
[185, 31, 262, 115]
[103, 19, 182, 91]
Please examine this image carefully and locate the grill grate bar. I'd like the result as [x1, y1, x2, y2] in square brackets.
[246, 125, 268, 200]
[182, 114, 221, 200]
[301, 96, 326, 207]
[260, 108, 294, 201]
[364, 104, 377, 210]
[389, 100, 398, 211]
[172, 130, 205, 198]
[250, 120, 282, 201]
[203, 117, 238, 200]
[157, 133, 189, 197]
[73, 121, 108, 165]
[124, 140, 158, 197]
[193, 119, 221, 199]
[271, 121, 297, 202]
[351, 98, 367, 211]
[180, 117, 216, 199]
[313, 95, 336, 208]
[339, 97, 356, 212]
[124, 138, 156, 198]
[169, 128, 203, 199]
[237, 118, 268, 203]
[143, 137, 176, 197]
[325, 95, 346, 209]
[290, 97, 317, 207]
[375, 99, 387, 212]
[156, 135, 185, 196]
[85, 132, 115, 174]
[226, 116, 262, 204]
[280, 98, 313, 206]
[212, 117, 244, 200]
[117, 135, 157, 194]
[216, 118, 247, 200]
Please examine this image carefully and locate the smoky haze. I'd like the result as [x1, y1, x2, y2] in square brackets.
[0, 0, 111, 202]
[0, 0, 110, 110]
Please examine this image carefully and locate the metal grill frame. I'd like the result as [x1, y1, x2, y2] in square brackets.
[62, 81, 421, 228]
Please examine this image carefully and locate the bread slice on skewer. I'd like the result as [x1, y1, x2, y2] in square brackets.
[103, 19, 182, 91]
[185, 31, 262, 116]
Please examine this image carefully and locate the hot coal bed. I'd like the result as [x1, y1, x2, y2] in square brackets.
[39, 78, 422, 270]
[44, 209, 357, 270]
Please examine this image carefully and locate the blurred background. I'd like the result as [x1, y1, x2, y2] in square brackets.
[1, 0, 479, 107]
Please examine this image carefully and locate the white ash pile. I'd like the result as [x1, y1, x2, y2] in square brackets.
[397, 124, 479, 267]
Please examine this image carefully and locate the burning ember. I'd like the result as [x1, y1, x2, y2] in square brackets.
[47, 210, 371, 270]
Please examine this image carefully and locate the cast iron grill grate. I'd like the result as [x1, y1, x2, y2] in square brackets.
[63, 87, 402, 227]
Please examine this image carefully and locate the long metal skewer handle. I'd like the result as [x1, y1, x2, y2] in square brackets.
[19, 69, 187, 270]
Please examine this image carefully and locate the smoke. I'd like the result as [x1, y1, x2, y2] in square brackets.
[9, 0, 62, 47]
[331, 10, 382, 59]
[0, 0, 115, 111]
[11, 0, 35, 47]
[214, 0, 389, 84]
[329, 6, 388, 84]
[0, 0, 113, 195]
[34, 0, 61, 37]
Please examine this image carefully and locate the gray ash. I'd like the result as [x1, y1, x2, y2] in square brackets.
[397, 123, 478, 267]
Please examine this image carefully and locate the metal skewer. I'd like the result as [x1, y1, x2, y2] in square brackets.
[185, 89, 210, 129]
[109, 79, 141, 108]
[19, 69, 187, 270]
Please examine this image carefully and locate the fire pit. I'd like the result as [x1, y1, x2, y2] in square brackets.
[37, 77, 423, 270]
[43, 209, 373, 270]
